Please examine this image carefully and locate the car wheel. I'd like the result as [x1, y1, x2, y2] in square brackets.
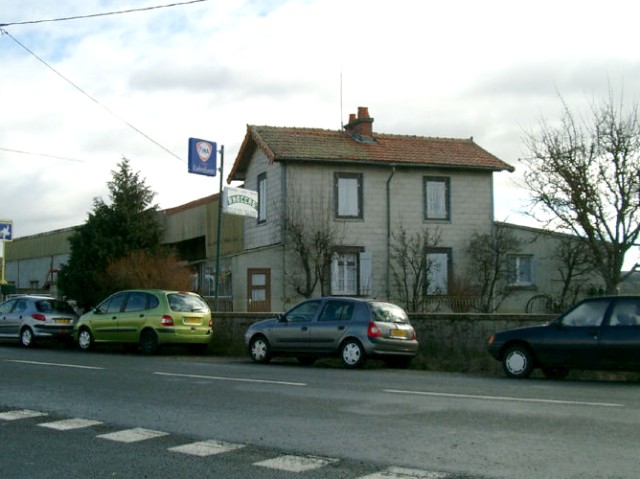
[340, 339, 365, 368]
[249, 336, 271, 364]
[77, 328, 94, 351]
[19, 327, 35, 348]
[542, 366, 569, 380]
[502, 345, 534, 378]
[140, 329, 160, 355]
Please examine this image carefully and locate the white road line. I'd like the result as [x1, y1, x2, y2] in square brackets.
[97, 427, 169, 443]
[384, 389, 624, 408]
[358, 466, 450, 478]
[39, 418, 103, 431]
[169, 440, 245, 457]
[254, 454, 338, 472]
[154, 371, 307, 387]
[0, 409, 47, 420]
[5, 359, 104, 370]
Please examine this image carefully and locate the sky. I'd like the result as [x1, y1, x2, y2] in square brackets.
[1, 0, 639, 263]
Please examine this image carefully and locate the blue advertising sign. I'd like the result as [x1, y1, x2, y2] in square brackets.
[188, 138, 217, 176]
[0, 220, 12, 241]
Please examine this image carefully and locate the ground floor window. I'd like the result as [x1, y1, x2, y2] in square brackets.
[426, 249, 451, 295]
[330, 249, 371, 296]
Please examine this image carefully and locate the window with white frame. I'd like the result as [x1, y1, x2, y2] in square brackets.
[331, 249, 372, 296]
[257, 172, 267, 224]
[424, 177, 450, 220]
[508, 255, 534, 286]
[426, 249, 450, 295]
[335, 173, 362, 219]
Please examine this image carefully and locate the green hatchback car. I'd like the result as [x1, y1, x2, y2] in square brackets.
[74, 289, 212, 354]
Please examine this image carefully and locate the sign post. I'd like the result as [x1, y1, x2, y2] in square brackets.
[0, 220, 13, 285]
[188, 138, 224, 311]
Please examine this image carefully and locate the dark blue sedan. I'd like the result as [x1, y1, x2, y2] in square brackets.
[487, 296, 640, 378]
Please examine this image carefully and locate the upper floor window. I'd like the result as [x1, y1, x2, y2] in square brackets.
[508, 254, 534, 286]
[424, 177, 450, 220]
[257, 172, 267, 224]
[335, 173, 362, 219]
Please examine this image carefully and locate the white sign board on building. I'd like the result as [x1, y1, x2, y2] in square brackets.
[222, 187, 258, 218]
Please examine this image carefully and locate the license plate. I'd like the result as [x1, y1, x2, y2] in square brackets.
[390, 329, 407, 338]
[184, 317, 202, 325]
[54, 319, 71, 324]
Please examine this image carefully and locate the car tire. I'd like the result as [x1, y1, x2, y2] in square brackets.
[541, 366, 569, 380]
[340, 339, 365, 368]
[249, 336, 271, 364]
[77, 328, 94, 351]
[140, 329, 160, 355]
[19, 327, 35, 348]
[502, 345, 534, 378]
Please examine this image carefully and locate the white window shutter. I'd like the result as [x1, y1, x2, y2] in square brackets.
[359, 251, 372, 295]
[331, 253, 340, 294]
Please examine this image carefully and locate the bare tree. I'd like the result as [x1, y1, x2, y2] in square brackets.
[390, 223, 441, 312]
[552, 236, 597, 311]
[466, 226, 522, 313]
[283, 182, 344, 297]
[521, 91, 640, 294]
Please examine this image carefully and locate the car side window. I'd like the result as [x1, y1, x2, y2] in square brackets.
[0, 300, 16, 314]
[318, 301, 353, 321]
[103, 293, 127, 314]
[609, 300, 640, 326]
[561, 301, 609, 327]
[124, 292, 147, 312]
[286, 300, 321, 323]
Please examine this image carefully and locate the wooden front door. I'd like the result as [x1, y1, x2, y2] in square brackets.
[247, 268, 271, 312]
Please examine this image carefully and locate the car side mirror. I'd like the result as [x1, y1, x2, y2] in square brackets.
[278, 313, 288, 322]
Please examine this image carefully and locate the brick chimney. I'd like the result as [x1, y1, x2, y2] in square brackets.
[344, 106, 374, 137]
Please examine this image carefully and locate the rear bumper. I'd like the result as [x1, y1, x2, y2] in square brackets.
[33, 324, 75, 338]
[365, 338, 419, 357]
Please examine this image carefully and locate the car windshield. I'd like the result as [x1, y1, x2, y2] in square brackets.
[168, 293, 209, 313]
[370, 302, 409, 323]
[35, 299, 76, 315]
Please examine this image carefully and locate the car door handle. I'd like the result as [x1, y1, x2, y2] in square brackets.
[301, 326, 308, 331]
[337, 326, 345, 330]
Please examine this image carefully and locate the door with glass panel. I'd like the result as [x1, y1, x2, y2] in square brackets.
[247, 269, 270, 312]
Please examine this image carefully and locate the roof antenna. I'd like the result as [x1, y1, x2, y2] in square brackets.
[340, 67, 343, 130]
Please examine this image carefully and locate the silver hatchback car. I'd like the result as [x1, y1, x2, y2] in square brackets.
[244, 297, 419, 368]
[0, 295, 78, 347]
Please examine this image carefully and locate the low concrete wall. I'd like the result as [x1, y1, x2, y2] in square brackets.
[209, 312, 554, 374]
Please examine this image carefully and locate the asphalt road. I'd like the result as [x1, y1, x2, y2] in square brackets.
[0, 342, 638, 478]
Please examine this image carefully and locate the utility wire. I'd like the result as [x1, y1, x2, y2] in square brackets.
[0, 147, 85, 163]
[0, 0, 207, 27]
[0, 28, 184, 162]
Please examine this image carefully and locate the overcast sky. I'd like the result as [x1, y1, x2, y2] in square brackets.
[1, 0, 639, 263]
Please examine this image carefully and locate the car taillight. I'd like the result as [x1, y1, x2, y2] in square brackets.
[410, 329, 417, 340]
[367, 321, 381, 338]
[208, 319, 213, 328]
[31, 313, 46, 322]
[161, 315, 174, 326]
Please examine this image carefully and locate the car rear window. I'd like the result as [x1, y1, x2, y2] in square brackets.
[168, 293, 209, 313]
[36, 299, 76, 315]
[370, 302, 409, 323]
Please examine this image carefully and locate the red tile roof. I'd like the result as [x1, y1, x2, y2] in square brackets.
[228, 124, 514, 183]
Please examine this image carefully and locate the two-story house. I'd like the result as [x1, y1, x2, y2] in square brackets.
[225, 107, 515, 312]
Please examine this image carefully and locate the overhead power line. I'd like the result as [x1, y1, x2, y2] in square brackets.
[0, 28, 184, 163]
[0, 0, 207, 27]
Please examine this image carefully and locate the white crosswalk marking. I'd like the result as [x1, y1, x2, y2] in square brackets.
[97, 427, 169, 443]
[254, 454, 338, 472]
[169, 440, 245, 457]
[0, 409, 47, 421]
[39, 418, 103, 431]
[358, 466, 450, 479]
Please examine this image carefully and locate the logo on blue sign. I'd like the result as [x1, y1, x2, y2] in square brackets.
[188, 138, 217, 177]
